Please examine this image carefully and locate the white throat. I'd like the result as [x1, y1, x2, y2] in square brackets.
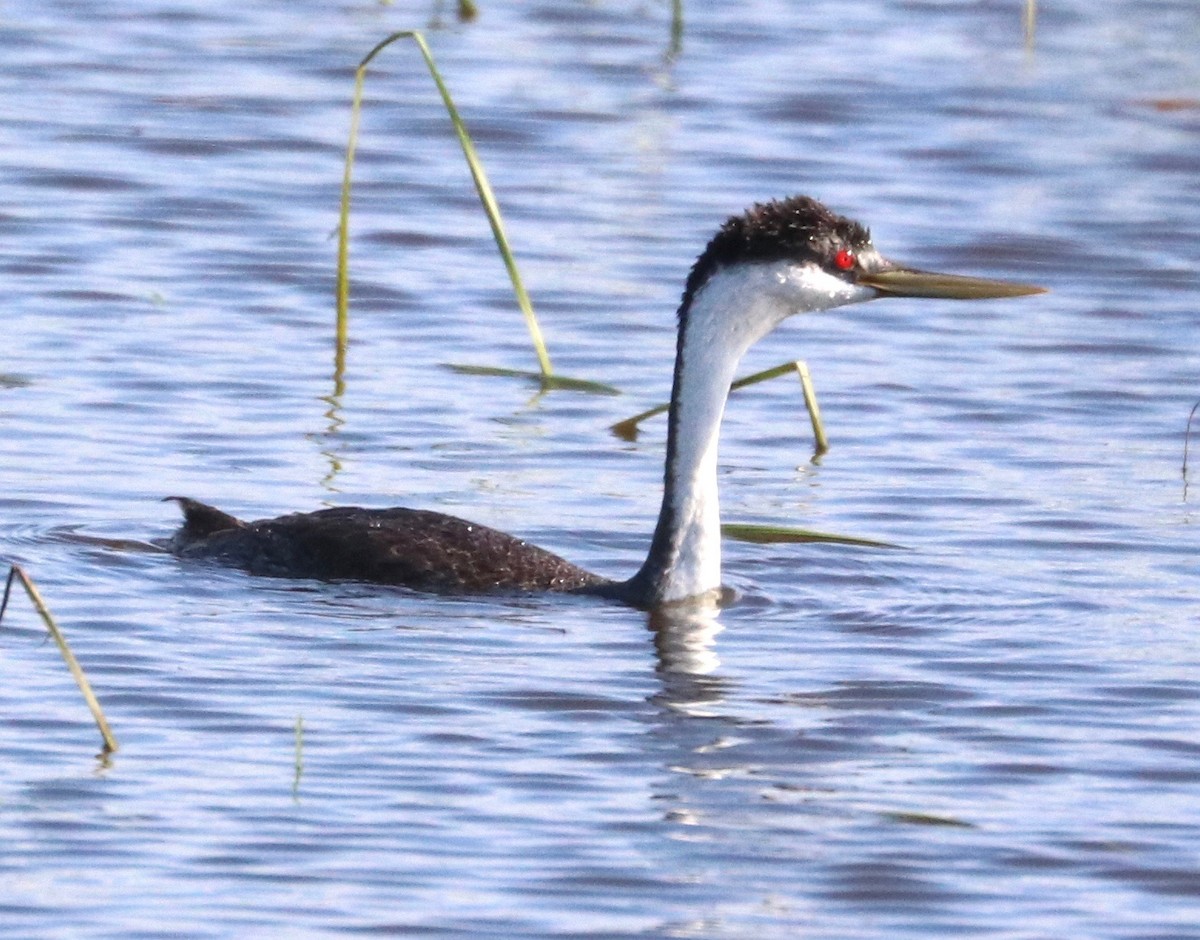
[640, 260, 873, 604]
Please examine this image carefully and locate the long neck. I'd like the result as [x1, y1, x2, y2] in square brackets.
[624, 264, 800, 606]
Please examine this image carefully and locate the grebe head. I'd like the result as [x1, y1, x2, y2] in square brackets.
[679, 195, 1044, 337]
[630, 195, 1045, 607]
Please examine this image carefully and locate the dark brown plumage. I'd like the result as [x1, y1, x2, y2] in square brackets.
[166, 497, 608, 595]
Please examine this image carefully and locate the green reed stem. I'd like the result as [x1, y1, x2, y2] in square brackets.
[721, 523, 900, 549]
[1023, 0, 1038, 51]
[1183, 400, 1199, 501]
[611, 359, 828, 450]
[337, 31, 553, 377]
[794, 360, 828, 455]
[293, 715, 304, 799]
[668, 0, 684, 61]
[0, 566, 118, 754]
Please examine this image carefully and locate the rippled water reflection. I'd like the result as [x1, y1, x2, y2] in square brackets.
[1, 0, 1198, 936]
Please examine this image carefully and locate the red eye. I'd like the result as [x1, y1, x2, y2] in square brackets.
[834, 249, 856, 271]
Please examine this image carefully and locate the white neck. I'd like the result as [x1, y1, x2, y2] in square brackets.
[626, 260, 873, 606]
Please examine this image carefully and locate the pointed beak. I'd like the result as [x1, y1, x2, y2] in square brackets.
[859, 264, 1046, 300]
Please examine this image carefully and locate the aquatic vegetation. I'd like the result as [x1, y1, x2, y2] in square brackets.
[1, 565, 118, 754]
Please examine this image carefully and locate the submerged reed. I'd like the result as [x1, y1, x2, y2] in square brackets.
[1183, 400, 1199, 500]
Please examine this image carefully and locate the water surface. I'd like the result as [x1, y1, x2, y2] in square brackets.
[1, 1, 1198, 936]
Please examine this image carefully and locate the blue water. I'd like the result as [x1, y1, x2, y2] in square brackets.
[1, 0, 1198, 936]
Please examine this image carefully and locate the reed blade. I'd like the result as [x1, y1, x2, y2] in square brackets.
[444, 363, 620, 396]
[722, 524, 902, 549]
[338, 31, 553, 377]
[1, 566, 119, 754]
[611, 359, 828, 453]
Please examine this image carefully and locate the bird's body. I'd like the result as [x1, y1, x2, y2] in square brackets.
[167, 498, 609, 595]
[169, 196, 1043, 608]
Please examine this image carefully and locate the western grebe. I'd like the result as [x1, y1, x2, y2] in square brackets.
[168, 195, 1043, 608]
